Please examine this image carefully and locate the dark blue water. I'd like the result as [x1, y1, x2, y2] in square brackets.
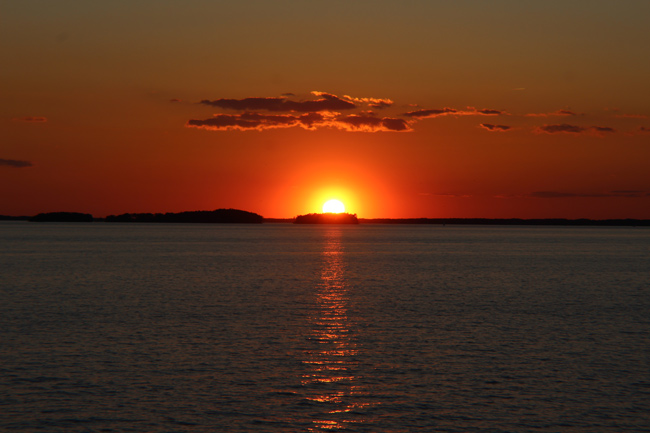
[1, 222, 649, 432]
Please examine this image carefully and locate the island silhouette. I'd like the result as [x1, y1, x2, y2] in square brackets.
[105, 209, 263, 223]
[294, 212, 359, 224]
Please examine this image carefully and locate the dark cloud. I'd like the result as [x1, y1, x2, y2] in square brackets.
[592, 126, 616, 133]
[535, 124, 616, 134]
[334, 114, 410, 132]
[187, 112, 322, 131]
[187, 91, 410, 132]
[535, 124, 587, 134]
[379, 117, 410, 131]
[638, 126, 650, 133]
[12, 116, 47, 122]
[0, 158, 33, 168]
[424, 192, 473, 198]
[530, 190, 646, 198]
[403, 107, 504, 118]
[480, 123, 511, 131]
[403, 108, 458, 118]
[186, 112, 410, 132]
[200, 92, 356, 113]
[530, 191, 586, 198]
[475, 108, 504, 115]
[188, 91, 517, 135]
[610, 190, 646, 195]
[526, 109, 579, 117]
[369, 100, 393, 109]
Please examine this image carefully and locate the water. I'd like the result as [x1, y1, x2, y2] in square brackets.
[1, 222, 649, 432]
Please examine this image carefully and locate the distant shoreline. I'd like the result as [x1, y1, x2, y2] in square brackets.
[2, 213, 649, 226]
[358, 218, 650, 227]
[269, 218, 650, 226]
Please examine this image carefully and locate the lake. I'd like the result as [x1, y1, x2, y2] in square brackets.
[1, 222, 649, 432]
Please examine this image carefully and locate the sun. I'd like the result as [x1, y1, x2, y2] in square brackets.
[322, 199, 345, 214]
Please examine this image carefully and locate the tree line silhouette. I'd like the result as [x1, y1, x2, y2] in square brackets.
[294, 213, 359, 224]
[105, 209, 263, 223]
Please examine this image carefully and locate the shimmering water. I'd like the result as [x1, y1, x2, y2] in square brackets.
[1, 222, 649, 432]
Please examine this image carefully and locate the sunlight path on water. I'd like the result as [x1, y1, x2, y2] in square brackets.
[301, 227, 375, 431]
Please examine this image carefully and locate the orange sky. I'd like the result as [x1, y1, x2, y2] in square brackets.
[2, 1, 649, 219]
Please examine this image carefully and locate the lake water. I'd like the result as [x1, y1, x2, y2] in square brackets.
[1, 222, 649, 432]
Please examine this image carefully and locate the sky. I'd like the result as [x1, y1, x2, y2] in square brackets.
[2, 0, 649, 219]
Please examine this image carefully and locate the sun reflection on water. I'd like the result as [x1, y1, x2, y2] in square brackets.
[301, 227, 374, 431]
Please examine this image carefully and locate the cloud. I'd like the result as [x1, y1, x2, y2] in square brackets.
[342, 95, 394, 109]
[434, 192, 473, 198]
[610, 190, 647, 196]
[475, 108, 504, 115]
[11, 116, 47, 122]
[591, 126, 616, 133]
[637, 126, 650, 134]
[199, 91, 356, 112]
[526, 109, 578, 117]
[529, 190, 646, 198]
[535, 124, 586, 134]
[0, 158, 33, 168]
[186, 111, 410, 132]
[187, 112, 322, 131]
[170, 98, 181, 103]
[534, 124, 616, 134]
[480, 123, 511, 131]
[333, 114, 410, 132]
[403, 107, 505, 118]
[530, 191, 589, 198]
[186, 91, 412, 132]
[187, 91, 518, 133]
[403, 108, 458, 118]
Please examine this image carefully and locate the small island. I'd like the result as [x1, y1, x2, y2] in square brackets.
[294, 212, 359, 224]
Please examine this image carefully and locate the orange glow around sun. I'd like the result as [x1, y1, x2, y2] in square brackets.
[274, 158, 398, 218]
[322, 199, 345, 213]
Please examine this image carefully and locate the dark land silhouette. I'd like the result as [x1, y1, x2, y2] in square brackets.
[359, 218, 650, 226]
[0, 215, 30, 221]
[29, 212, 94, 222]
[105, 208, 263, 224]
[294, 212, 359, 224]
[2, 211, 649, 226]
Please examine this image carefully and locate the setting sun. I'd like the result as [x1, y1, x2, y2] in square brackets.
[322, 199, 345, 214]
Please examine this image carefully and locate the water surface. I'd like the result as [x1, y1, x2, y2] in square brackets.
[1, 222, 649, 431]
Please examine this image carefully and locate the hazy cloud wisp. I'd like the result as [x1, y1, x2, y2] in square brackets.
[534, 124, 616, 134]
[0, 158, 34, 168]
[480, 123, 511, 131]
